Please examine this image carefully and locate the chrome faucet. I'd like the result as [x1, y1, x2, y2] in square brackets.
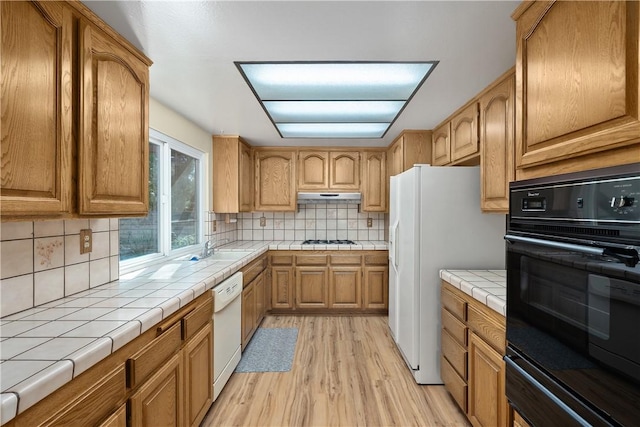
[202, 238, 230, 258]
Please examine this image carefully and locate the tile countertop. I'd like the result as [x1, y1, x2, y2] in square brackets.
[0, 240, 388, 424]
[439, 269, 506, 317]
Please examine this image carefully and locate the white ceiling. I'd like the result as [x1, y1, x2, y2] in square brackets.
[82, 1, 518, 147]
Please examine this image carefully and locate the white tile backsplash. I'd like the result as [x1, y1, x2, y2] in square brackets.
[34, 268, 65, 306]
[236, 204, 386, 241]
[1, 222, 33, 241]
[1, 240, 33, 280]
[1, 219, 119, 318]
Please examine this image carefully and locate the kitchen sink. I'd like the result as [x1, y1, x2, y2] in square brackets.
[174, 251, 253, 262]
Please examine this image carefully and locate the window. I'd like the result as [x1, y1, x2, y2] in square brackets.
[120, 129, 204, 266]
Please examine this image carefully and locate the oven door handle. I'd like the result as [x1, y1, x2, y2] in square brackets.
[504, 234, 605, 256]
[504, 356, 592, 427]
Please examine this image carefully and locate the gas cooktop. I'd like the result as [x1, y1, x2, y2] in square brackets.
[301, 239, 356, 245]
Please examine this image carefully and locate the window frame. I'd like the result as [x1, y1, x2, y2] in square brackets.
[120, 128, 205, 273]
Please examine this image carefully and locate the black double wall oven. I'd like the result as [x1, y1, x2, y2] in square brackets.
[505, 163, 640, 427]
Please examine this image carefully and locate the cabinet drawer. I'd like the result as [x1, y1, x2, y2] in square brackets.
[45, 365, 126, 427]
[127, 322, 182, 388]
[271, 255, 293, 265]
[442, 284, 466, 321]
[182, 294, 213, 341]
[467, 305, 505, 353]
[442, 308, 467, 346]
[364, 254, 388, 265]
[243, 255, 267, 286]
[441, 329, 467, 380]
[296, 255, 327, 266]
[441, 355, 467, 413]
[330, 255, 361, 265]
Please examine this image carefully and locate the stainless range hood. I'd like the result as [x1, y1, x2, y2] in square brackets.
[297, 192, 361, 204]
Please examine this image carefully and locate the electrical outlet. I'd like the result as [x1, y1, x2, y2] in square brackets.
[80, 229, 92, 254]
[213, 220, 217, 232]
[367, 218, 373, 228]
[260, 216, 266, 227]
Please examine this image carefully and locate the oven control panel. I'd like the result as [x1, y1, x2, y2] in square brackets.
[512, 176, 640, 222]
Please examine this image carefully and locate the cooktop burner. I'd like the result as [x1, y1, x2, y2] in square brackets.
[302, 239, 356, 245]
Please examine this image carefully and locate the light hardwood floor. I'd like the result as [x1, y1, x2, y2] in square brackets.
[202, 315, 469, 427]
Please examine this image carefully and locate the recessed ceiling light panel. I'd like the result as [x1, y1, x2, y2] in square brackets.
[263, 101, 405, 123]
[236, 61, 438, 138]
[277, 123, 389, 138]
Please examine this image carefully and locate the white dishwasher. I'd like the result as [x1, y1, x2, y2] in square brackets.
[211, 271, 243, 402]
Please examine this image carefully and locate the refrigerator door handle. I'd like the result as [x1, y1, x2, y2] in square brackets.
[394, 224, 399, 269]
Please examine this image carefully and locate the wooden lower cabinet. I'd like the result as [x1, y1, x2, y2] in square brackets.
[441, 281, 508, 427]
[296, 267, 329, 308]
[271, 266, 294, 309]
[242, 281, 256, 349]
[129, 352, 183, 427]
[269, 251, 388, 314]
[183, 323, 213, 427]
[242, 272, 268, 349]
[363, 265, 388, 310]
[329, 267, 361, 309]
[468, 331, 508, 427]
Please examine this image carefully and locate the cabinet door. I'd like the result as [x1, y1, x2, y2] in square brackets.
[255, 150, 296, 211]
[295, 267, 328, 308]
[480, 72, 514, 213]
[451, 102, 479, 162]
[363, 266, 388, 309]
[238, 142, 253, 212]
[130, 352, 183, 427]
[329, 267, 361, 309]
[1, 1, 73, 216]
[329, 152, 360, 190]
[78, 20, 149, 215]
[298, 151, 328, 190]
[468, 332, 508, 427]
[432, 123, 451, 166]
[515, 1, 640, 179]
[388, 137, 404, 177]
[362, 151, 386, 212]
[241, 282, 255, 349]
[183, 322, 213, 427]
[254, 271, 266, 326]
[271, 266, 294, 309]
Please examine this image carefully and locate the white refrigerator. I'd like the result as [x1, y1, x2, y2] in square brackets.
[388, 165, 505, 384]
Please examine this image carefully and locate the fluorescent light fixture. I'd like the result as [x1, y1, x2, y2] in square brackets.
[277, 123, 389, 138]
[236, 61, 438, 138]
[263, 101, 405, 123]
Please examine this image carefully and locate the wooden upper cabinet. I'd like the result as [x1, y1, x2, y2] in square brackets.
[432, 123, 451, 166]
[362, 151, 386, 212]
[433, 102, 480, 166]
[79, 20, 149, 215]
[388, 130, 432, 176]
[298, 151, 329, 190]
[1, 1, 73, 216]
[480, 70, 515, 213]
[254, 149, 296, 211]
[388, 137, 404, 177]
[298, 150, 360, 190]
[329, 151, 360, 190]
[513, 0, 640, 179]
[1, 1, 152, 219]
[212, 136, 253, 213]
[451, 102, 479, 163]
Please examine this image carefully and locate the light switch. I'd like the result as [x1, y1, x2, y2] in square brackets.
[80, 229, 92, 254]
